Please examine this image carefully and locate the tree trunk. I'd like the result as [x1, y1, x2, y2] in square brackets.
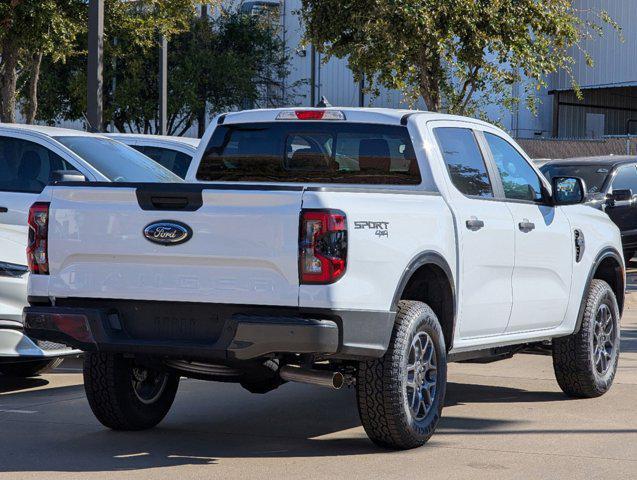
[24, 52, 43, 124]
[418, 50, 442, 112]
[0, 39, 19, 123]
[197, 108, 206, 137]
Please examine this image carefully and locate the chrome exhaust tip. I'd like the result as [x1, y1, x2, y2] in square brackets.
[279, 365, 344, 389]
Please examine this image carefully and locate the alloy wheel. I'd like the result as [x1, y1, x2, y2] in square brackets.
[592, 303, 617, 375]
[405, 332, 438, 421]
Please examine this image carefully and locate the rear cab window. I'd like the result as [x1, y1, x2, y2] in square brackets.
[197, 122, 422, 185]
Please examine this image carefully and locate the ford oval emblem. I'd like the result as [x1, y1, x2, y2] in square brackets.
[143, 221, 192, 246]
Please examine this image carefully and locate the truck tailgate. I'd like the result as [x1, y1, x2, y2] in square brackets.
[45, 185, 303, 306]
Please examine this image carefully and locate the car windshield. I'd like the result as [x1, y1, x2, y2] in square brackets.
[540, 164, 609, 194]
[55, 136, 182, 183]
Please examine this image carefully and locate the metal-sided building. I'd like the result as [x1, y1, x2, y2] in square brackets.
[550, 0, 637, 139]
[241, 0, 636, 140]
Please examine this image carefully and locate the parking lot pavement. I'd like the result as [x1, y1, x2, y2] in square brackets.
[1, 305, 636, 480]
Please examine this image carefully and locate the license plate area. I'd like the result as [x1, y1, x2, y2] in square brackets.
[56, 298, 226, 344]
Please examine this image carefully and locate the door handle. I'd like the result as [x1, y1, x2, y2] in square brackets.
[466, 218, 485, 231]
[519, 220, 535, 232]
[0, 207, 7, 213]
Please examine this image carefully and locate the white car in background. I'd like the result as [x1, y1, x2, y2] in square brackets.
[0, 124, 181, 377]
[106, 133, 199, 179]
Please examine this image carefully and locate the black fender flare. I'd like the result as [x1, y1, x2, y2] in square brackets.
[574, 247, 625, 333]
[391, 251, 457, 347]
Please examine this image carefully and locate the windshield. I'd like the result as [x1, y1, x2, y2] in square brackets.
[540, 164, 609, 194]
[56, 136, 182, 183]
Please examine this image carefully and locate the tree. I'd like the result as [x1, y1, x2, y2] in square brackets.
[300, 0, 621, 117]
[35, 8, 296, 135]
[0, 0, 85, 123]
[2, 0, 209, 125]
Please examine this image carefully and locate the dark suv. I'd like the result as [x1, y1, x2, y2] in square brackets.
[541, 155, 637, 261]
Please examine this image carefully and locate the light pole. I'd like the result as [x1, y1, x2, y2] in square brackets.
[158, 35, 167, 135]
[88, 0, 168, 135]
[87, 0, 104, 132]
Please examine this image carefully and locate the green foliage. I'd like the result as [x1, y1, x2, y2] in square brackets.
[0, 0, 85, 60]
[0, 0, 85, 121]
[2, 0, 210, 124]
[300, 0, 622, 118]
[35, 8, 295, 135]
[105, 0, 208, 50]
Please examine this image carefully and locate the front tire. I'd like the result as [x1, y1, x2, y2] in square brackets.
[553, 279, 620, 398]
[356, 300, 447, 450]
[0, 358, 62, 378]
[83, 352, 179, 430]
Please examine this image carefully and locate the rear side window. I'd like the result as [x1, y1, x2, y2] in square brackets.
[133, 145, 192, 179]
[197, 122, 422, 184]
[434, 127, 493, 198]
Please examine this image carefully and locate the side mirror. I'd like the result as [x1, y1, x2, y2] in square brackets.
[610, 188, 633, 202]
[552, 176, 587, 205]
[50, 170, 86, 183]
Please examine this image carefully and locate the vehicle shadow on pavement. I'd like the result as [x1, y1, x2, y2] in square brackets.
[3, 369, 635, 473]
[444, 381, 567, 407]
[0, 380, 528, 473]
[0, 377, 576, 473]
[0, 376, 48, 394]
[621, 327, 637, 353]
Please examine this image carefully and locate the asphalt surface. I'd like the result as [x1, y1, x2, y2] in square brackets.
[1, 293, 636, 479]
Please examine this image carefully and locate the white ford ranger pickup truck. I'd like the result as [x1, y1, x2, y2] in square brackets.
[23, 108, 624, 449]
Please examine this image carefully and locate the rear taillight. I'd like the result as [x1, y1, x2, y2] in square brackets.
[27, 202, 50, 275]
[300, 209, 347, 284]
[24, 311, 93, 344]
[51, 313, 93, 343]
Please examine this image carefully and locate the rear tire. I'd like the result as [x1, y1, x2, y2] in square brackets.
[552, 279, 620, 398]
[356, 300, 447, 450]
[0, 358, 62, 377]
[83, 352, 179, 430]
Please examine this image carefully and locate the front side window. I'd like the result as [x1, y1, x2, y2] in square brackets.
[485, 133, 543, 202]
[434, 127, 493, 198]
[0, 136, 74, 193]
[197, 122, 422, 185]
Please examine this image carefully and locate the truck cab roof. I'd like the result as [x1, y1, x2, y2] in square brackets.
[217, 107, 497, 129]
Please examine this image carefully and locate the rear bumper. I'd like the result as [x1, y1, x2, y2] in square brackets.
[23, 299, 394, 361]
